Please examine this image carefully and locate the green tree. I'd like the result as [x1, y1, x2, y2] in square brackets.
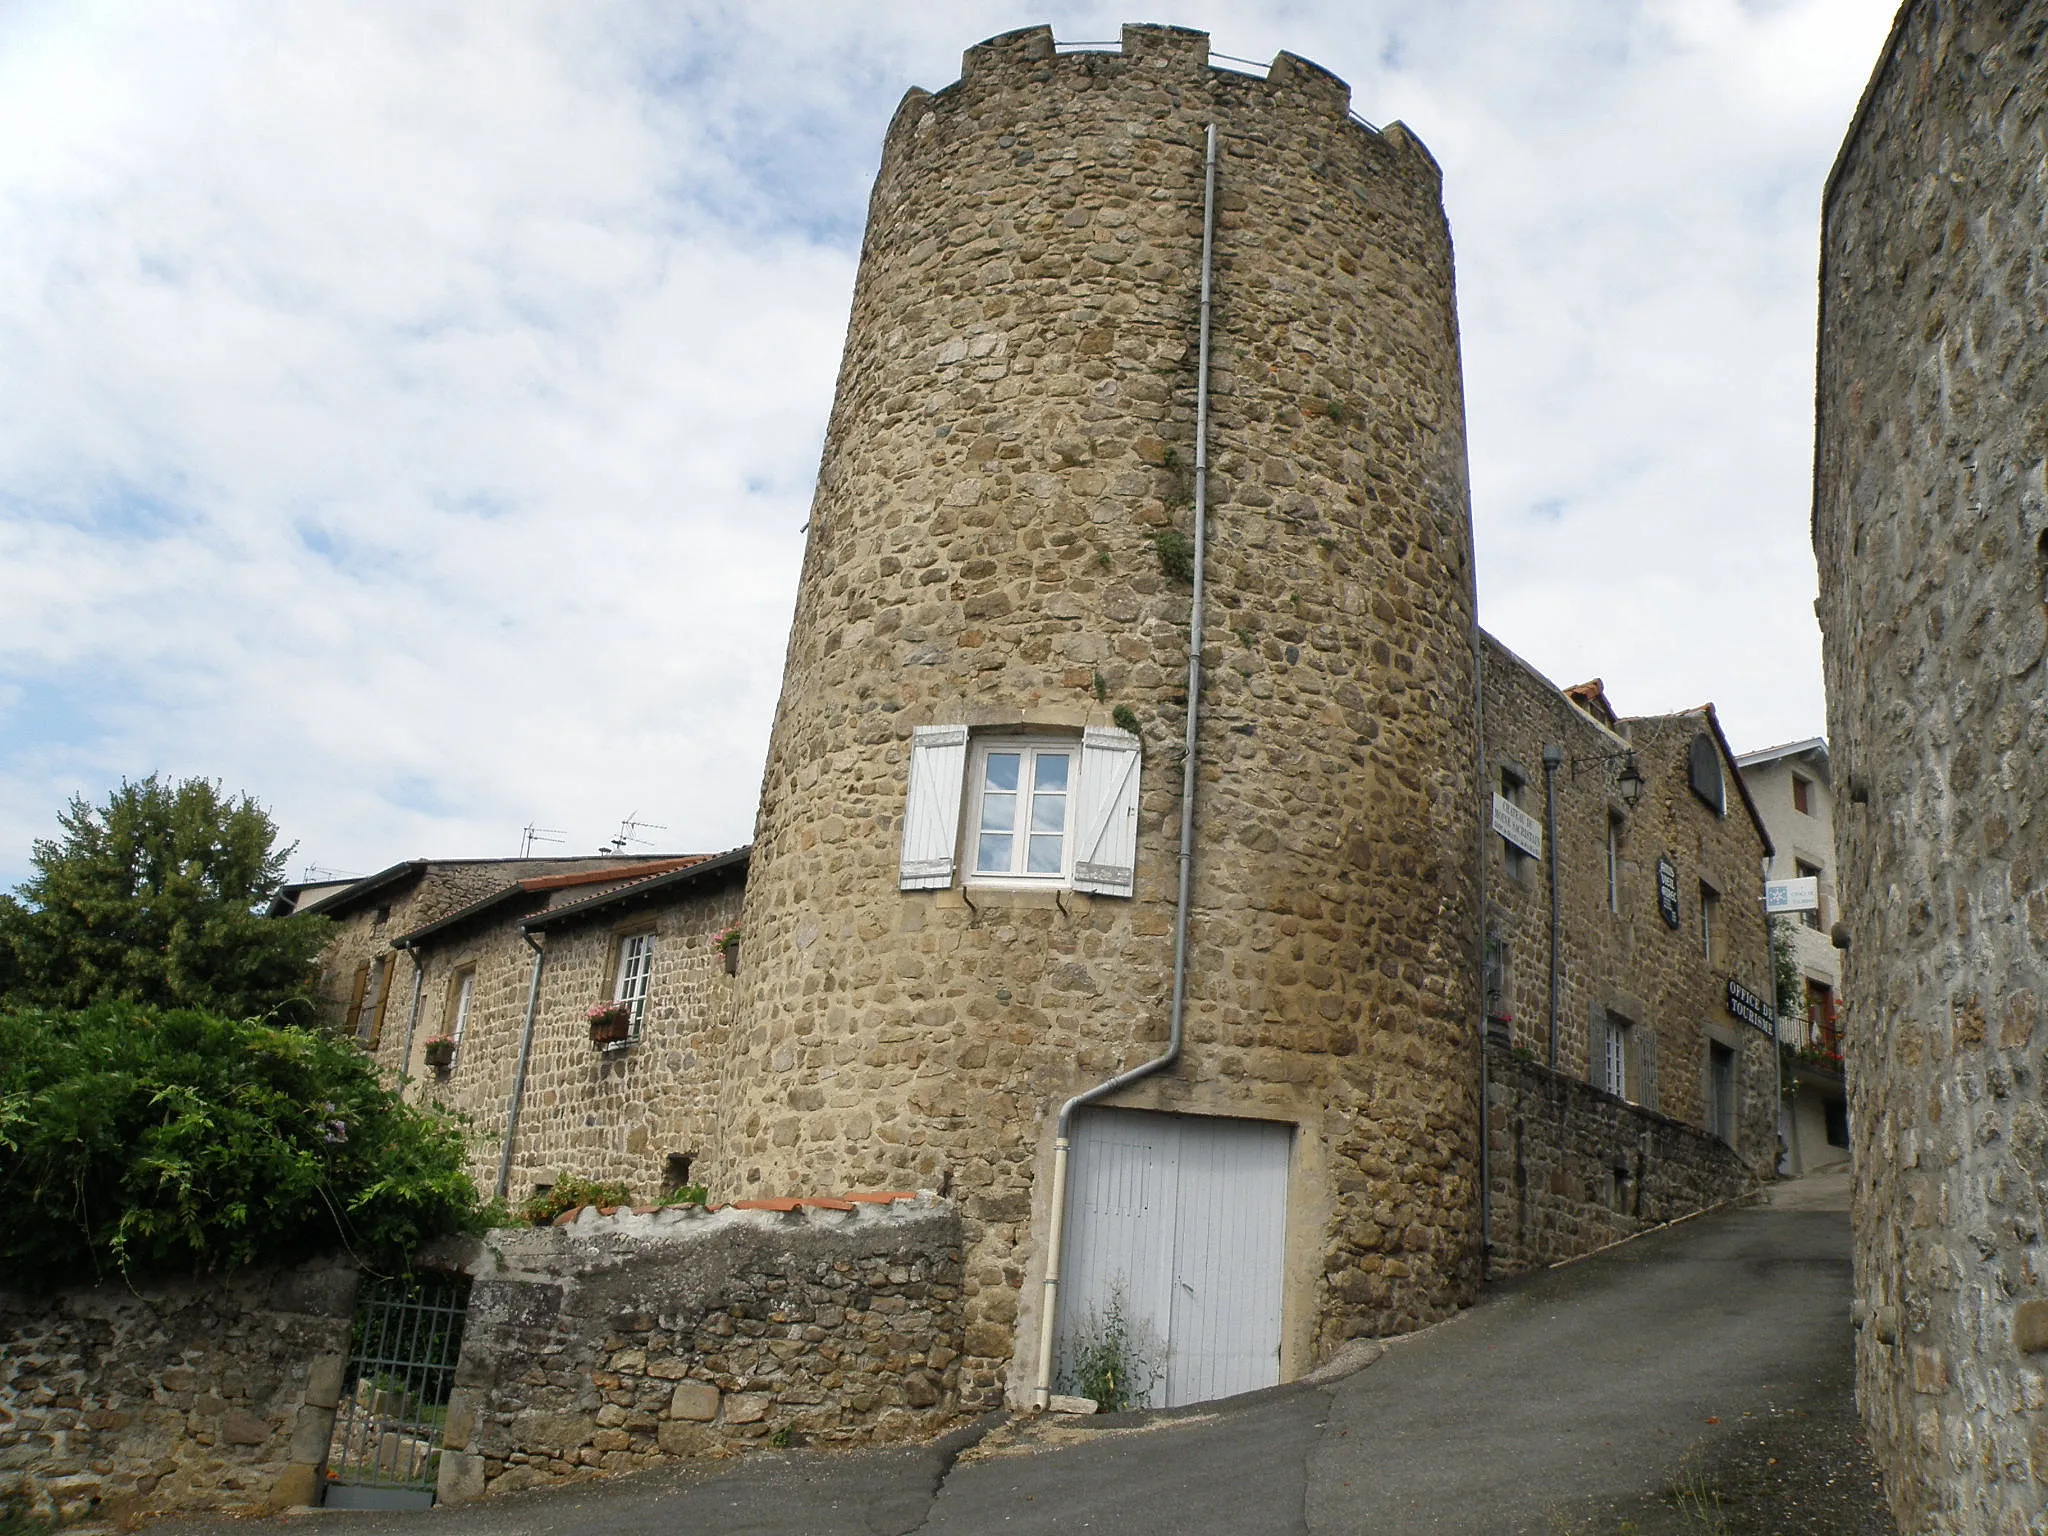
[0, 776, 328, 1023]
[1769, 913, 1805, 1025]
[0, 1003, 494, 1287]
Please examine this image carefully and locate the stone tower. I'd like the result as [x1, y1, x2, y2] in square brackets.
[723, 23, 1481, 1404]
[1815, 2, 2048, 1528]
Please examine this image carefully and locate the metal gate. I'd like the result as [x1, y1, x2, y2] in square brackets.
[324, 1272, 471, 1510]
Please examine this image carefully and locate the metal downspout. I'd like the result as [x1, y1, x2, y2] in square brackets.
[1543, 743, 1563, 1070]
[395, 948, 426, 1090]
[496, 931, 547, 1202]
[1032, 121, 1218, 1412]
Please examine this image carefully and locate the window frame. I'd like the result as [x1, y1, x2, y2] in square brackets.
[1606, 814, 1623, 914]
[1604, 1017, 1631, 1101]
[1708, 1041, 1738, 1143]
[964, 735, 1080, 889]
[612, 928, 657, 1037]
[446, 966, 476, 1056]
[1699, 880, 1722, 966]
[1795, 859, 1826, 930]
[1790, 774, 1812, 816]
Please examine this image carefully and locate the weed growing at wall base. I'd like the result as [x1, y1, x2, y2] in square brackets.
[1059, 1283, 1160, 1414]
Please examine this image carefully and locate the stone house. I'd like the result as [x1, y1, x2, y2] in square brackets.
[374, 852, 746, 1204]
[1478, 636, 1776, 1271]
[271, 856, 679, 1051]
[1735, 737, 1849, 1177]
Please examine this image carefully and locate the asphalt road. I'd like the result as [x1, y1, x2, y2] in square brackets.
[150, 1172, 1889, 1536]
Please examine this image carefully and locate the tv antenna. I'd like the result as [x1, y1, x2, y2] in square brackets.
[602, 812, 667, 855]
[302, 864, 363, 883]
[519, 824, 567, 858]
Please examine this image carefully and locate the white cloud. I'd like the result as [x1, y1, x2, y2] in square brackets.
[0, 1, 1898, 887]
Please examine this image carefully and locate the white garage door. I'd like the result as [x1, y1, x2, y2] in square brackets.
[1060, 1108, 1292, 1408]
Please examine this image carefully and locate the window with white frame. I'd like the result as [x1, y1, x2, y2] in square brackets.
[1604, 1017, 1630, 1100]
[448, 968, 475, 1048]
[614, 932, 656, 1029]
[970, 740, 1074, 881]
[898, 724, 1141, 897]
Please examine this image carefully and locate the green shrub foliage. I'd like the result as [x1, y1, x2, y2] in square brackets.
[0, 776, 330, 1024]
[518, 1176, 635, 1226]
[0, 1004, 492, 1287]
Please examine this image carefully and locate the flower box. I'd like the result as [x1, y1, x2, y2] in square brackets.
[587, 1001, 634, 1046]
[423, 1038, 456, 1069]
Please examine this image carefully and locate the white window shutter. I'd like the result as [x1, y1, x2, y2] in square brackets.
[1072, 726, 1142, 897]
[899, 725, 969, 890]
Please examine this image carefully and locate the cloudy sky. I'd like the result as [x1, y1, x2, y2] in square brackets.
[0, 0, 1898, 889]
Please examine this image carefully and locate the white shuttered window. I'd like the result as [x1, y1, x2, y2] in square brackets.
[614, 933, 655, 1028]
[898, 726, 970, 890]
[897, 724, 1141, 897]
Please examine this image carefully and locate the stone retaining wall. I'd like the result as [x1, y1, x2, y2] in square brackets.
[433, 1195, 966, 1503]
[1484, 1046, 1758, 1275]
[0, 1261, 356, 1527]
[1, 1198, 965, 1522]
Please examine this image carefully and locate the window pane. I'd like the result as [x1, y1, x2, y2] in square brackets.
[977, 832, 1013, 872]
[1027, 833, 1064, 873]
[984, 752, 1021, 793]
[1030, 792, 1067, 833]
[1034, 753, 1070, 792]
[980, 791, 1016, 832]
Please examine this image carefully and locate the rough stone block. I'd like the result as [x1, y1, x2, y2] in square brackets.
[656, 1420, 714, 1457]
[722, 1394, 770, 1425]
[436, 1451, 488, 1506]
[302, 1353, 347, 1411]
[441, 1387, 480, 1452]
[514, 1410, 595, 1454]
[220, 1411, 271, 1446]
[669, 1383, 720, 1422]
[266, 1463, 320, 1511]
[2016, 1302, 2048, 1355]
[286, 1405, 333, 1464]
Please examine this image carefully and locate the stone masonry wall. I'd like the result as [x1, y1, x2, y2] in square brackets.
[1479, 636, 1777, 1178]
[726, 22, 1481, 1404]
[432, 1197, 965, 1503]
[399, 875, 743, 1207]
[1484, 1046, 1758, 1275]
[398, 912, 551, 1196]
[1814, 3, 2048, 1529]
[501, 878, 744, 1206]
[0, 1261, 357, 1527]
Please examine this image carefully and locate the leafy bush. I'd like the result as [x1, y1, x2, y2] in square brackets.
[518, 1176, 635, 1226]
[0, 1004, 492, 1288]
[661, 1183, 709, 1208]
